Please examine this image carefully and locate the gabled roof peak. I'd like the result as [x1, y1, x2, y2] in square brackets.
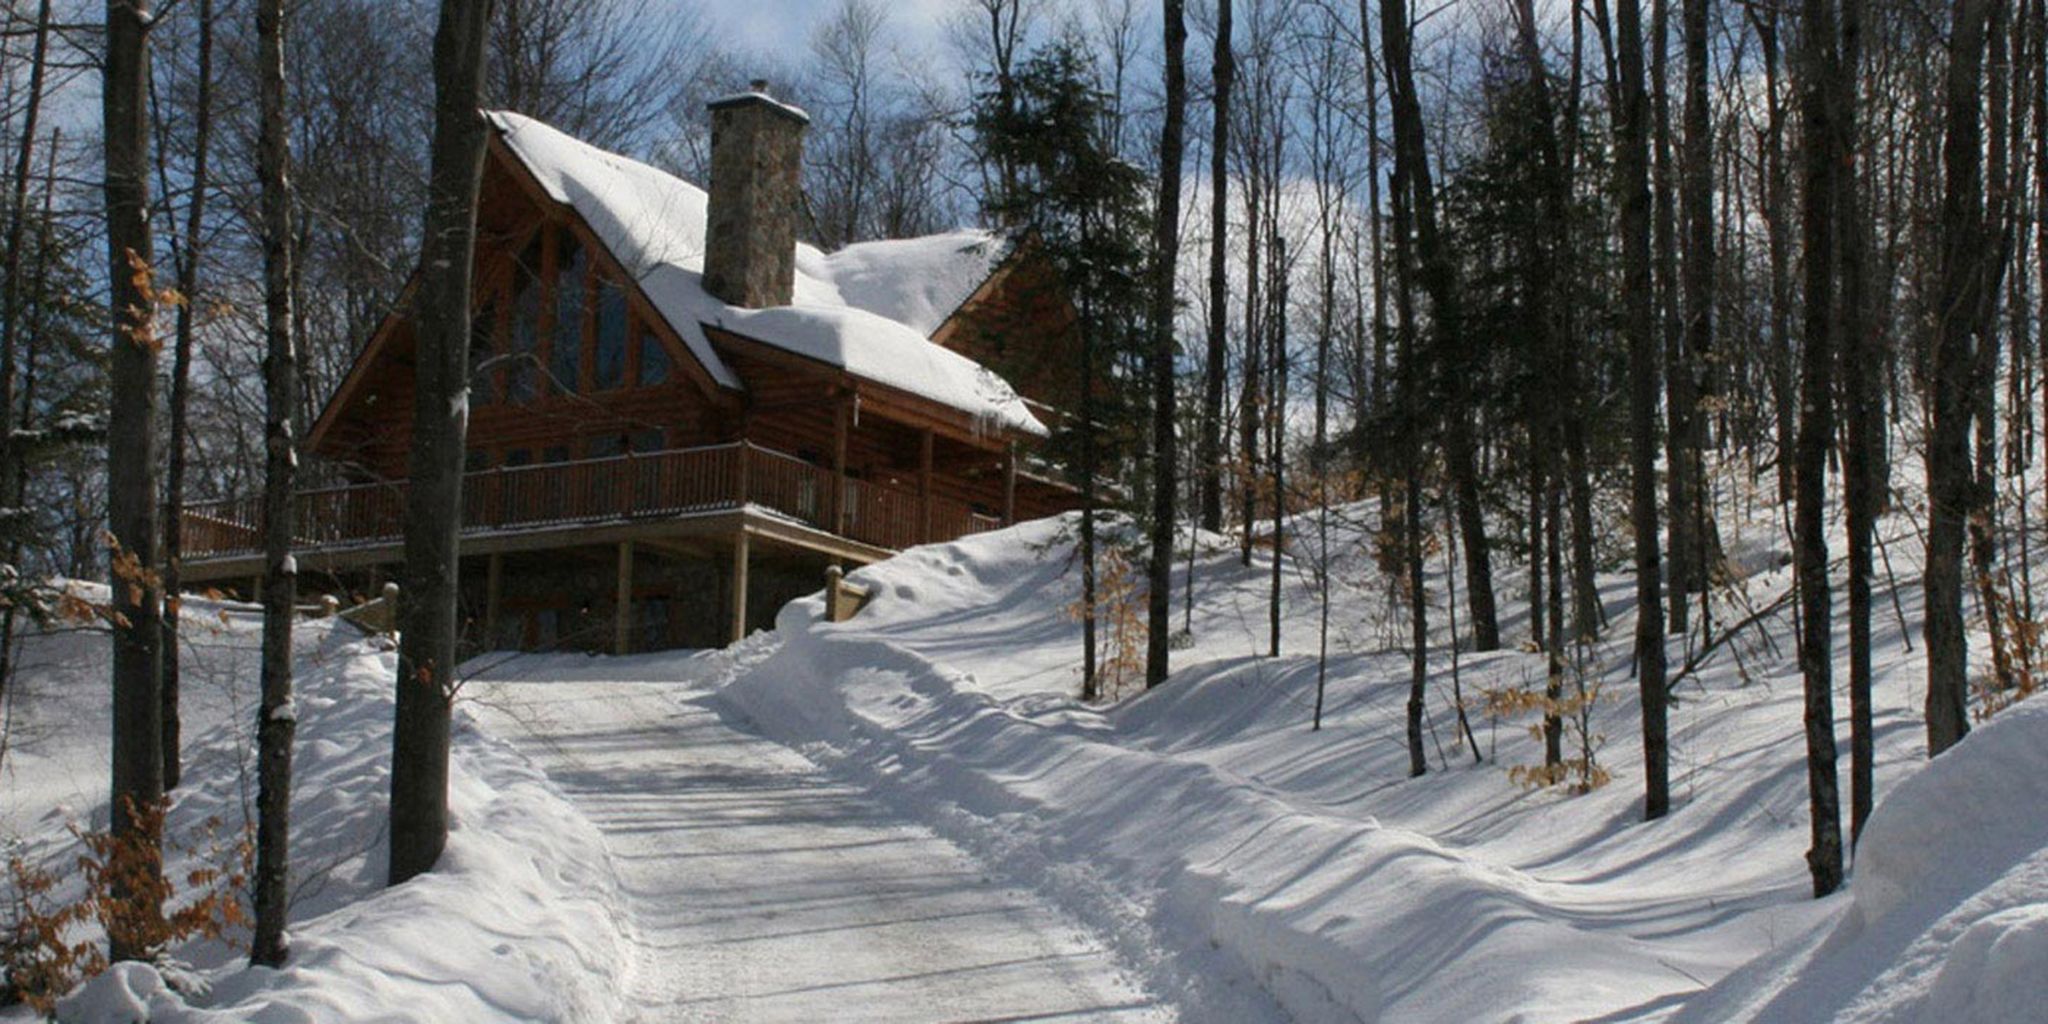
[482, 110, 1042, 437]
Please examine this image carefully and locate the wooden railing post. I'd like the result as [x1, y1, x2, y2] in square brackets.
[918, 429, 934, 544]
[735, 440, 752, 510]
[620, 448, 635, 518]
[832, 398, 849, 535]
[1003, 444, 1017, 525]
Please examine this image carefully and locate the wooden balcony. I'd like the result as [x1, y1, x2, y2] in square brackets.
[178, 441, 1006, 575]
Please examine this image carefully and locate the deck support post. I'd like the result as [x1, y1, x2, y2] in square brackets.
[1002, 445, 1017, 525]
[832, 397, 850, 535]
[614, 541, 633, 656]
[729, 531, 751, 644]
[919, 429, 934, 544]
[735, 440, 752, 508]
[484, 553, 503, 647]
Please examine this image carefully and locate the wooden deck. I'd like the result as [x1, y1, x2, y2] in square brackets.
[178, 441, 1005, 581]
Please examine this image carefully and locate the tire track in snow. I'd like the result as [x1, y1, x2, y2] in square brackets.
[467, 668, 1174, 1023]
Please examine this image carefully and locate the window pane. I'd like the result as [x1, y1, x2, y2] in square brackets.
[553, 236, 586, 393]
[471, 295, 497, 405]
[505, 448, 533, 467]
[587, 434, 626, 459]
[542, 445, 571, 464]
[595, 281, 627, 390]
[508, 244, 541, 403]
[638, 322, 671, 386]
[631, 429, 665, 453]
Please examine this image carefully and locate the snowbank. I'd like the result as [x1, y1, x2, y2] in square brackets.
[714, 518, 1767, 1023]
[5, 612, 632, 1024]
[1675, 699, 2048, 1024]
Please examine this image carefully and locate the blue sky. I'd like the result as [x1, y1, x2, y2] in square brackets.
[712, 0, 960, 63]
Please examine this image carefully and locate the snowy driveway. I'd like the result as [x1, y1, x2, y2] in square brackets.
[464, 666, 1172, 1024]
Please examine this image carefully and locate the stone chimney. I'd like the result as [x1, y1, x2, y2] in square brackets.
[702, 80, 809, 308]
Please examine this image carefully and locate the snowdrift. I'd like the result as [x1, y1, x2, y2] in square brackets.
[1675, 698, 2048, 1024]
[4, 611, 633, 1024]
[714, 518, 1808, 1023]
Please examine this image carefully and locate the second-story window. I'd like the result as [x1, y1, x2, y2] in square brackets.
[507, 241, 542, 404]
[637, 320, 670, 386]
[470, 294, 498, 406]
[553, 234, 587, 394]
[594, 279, 628, 390]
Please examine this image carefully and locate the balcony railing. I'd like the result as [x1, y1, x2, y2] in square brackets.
[179, 442, 1004, 560]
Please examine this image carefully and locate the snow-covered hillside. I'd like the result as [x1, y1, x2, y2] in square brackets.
[703, 497, 2045, 1023]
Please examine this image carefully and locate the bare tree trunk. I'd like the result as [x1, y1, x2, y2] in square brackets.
[1562, 3, 1601, 642]
[2036, 0, 2046, 550]
[1754, 4, 1796, 505]
[0, 0, 53, 734]
[1925, 0, 1995, 759]
[1796, 0, 1844, 897]
[1145, 0, 1186, 690]
[1198, 0, 1231, 534]
[1239, 156, 1263, 567]
[1612, 0, 1670, 820]
[1652, 0, 1695, 637]
[1080, 289, 1101, 702]
[1312, 136, 1335, 726]
[1380, 0, 1497, 652]
[160, 0, 214, 793]
[1268, 235, 1287, 658]
[1381, 0, 1430, 778]
[1838, 0, 1881, 848]
[1968, 0, 2017, 697]
[1360, 0, 1390, 536]
[103, 0, 166, 961]
[1679, 0, 1714, 613]
[251, 0, 297, 967]
[389, 0, 492, 887]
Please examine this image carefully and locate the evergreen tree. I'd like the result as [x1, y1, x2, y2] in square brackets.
[971, 41, 1151, 698]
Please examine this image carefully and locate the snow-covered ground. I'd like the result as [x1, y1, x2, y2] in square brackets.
[696, 488, 2046, 1022]
[4, 597, 633, 1023]
[462, 651, 1173, 1022]
[7, 458, 2047, 1022]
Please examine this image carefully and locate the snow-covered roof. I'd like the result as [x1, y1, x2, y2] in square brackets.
[485, 111, 1042, 437]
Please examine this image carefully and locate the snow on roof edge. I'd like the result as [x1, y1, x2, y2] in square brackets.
[483, 110, 1046, 435]
[705, 90, 811, 124]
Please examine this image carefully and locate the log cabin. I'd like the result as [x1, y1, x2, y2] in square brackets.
[177, 85, 1082, 653]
